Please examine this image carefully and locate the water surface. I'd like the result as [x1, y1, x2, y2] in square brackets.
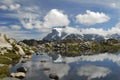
[11, 52, 120, 80]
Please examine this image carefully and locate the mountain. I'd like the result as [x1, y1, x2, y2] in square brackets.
[108, 34, 120, 40]
[43, 27, 107, 41]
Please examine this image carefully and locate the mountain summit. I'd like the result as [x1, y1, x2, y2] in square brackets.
[43, 27, 120, 41]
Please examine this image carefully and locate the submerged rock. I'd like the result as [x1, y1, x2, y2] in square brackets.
[43, 67, 50, 71]
[49, 73, 59, 80]
[40, 60, 47, 63]
[17, 67, 27, 73]
[21, 60, 27, 63]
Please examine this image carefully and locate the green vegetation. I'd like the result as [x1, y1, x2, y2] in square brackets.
[11, 43, 19, 51]
[42, 39, 120, 56]
[0, 56, 12, 65]
[0, 33, 34, 79]
[0, 65, 9, 79]
[22, 46, 32, 55]
[0, 52, 21, 65]
[4, 53, 21, 59]
[0, 52, 21, 79]
[4, 53, 21, 65]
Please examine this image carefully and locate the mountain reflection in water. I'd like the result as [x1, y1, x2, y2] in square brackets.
[11, 53, 120, 80]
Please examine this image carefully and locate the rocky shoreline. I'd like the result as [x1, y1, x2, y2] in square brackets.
[0, 34, 36, 79]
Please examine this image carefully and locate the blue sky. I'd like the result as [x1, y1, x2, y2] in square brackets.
[0, 0, 120, 40]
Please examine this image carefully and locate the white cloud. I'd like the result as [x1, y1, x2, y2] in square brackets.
[54, 26, 107, 36]
[110, 3, 117, 8]
[10, 25, 21, 30]
[0, 5, 8, 10]
[43, 9, 70, 27]
[9, 4, 21, 10]
[53, 24, 120, 37]
[76, 10, 110, 25]
[82, 28, 107, 36]
[0, 4, 21, 11]
[22, 54, 70, 79]
[0, 26, 43, 40]
[107, 22, 120, 35]
[6, 6, 42, 30]
[64, 53, 120, 67]
[114, 22, 120, 28]
[80, 53, 120, 62]
[43, 62, 70, 78]
[77, 65, 111, 80]
[19, 9, 70, 32]
[21, 20, 34, 29]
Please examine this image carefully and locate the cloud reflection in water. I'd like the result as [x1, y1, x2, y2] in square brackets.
[77, 65, 111, 80]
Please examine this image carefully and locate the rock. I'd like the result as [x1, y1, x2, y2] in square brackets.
[10, 72, 25, 79]
[43, 67, 50, 71]
[36, 52, 39, 55]
[21, 60, 26, 63]
[15, 45, 25, 55]
[17, 67, 27, 73]
[0, 34, 12, 48]
[49, 73, 59, 80]
[54, 54, 63, 63]
[29, 50, 34, 54]
[40, 53, 44, 55]
[40, 60, 47, 63]
[23, 55, 32, 59]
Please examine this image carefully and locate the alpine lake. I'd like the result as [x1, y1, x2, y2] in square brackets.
[9, 51, 120, 80]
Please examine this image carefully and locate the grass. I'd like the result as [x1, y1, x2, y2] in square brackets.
[0, 65, 9, 79]
[4, 52, 21, 59]
[0, 56, 12, 65]
[0, 52, 21, 65]
[0, 53, 21, 79]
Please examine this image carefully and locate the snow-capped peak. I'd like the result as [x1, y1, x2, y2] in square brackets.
[43, 26, 120, 41]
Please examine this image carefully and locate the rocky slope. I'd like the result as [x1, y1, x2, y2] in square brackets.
[0, 33, 34, 55]
[0, 33, 34, 79]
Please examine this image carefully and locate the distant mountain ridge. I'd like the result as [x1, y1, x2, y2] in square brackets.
[43, 27, 120, 41]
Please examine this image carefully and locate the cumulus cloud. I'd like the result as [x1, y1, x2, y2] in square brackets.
[0, 26, 43, 40]
[9, 4, 21, 10]
[107, 22, 120, 35]
[0, 5, 8, 10]
[76, 10, 110, 25]
[19, 9, 70, 32]
[21, 20, 35, 29]
[0, 4, 21, 11]
[43, 9, 70, 27]
[82, 28, 107, 36]
[110, 3, 117, 8]
[77, 65, 111, 80]
[53, 21, 120, 37]
[6, 6, 42, 30]
[54, 26, 107, 36]
[10, 25, 21, 30]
